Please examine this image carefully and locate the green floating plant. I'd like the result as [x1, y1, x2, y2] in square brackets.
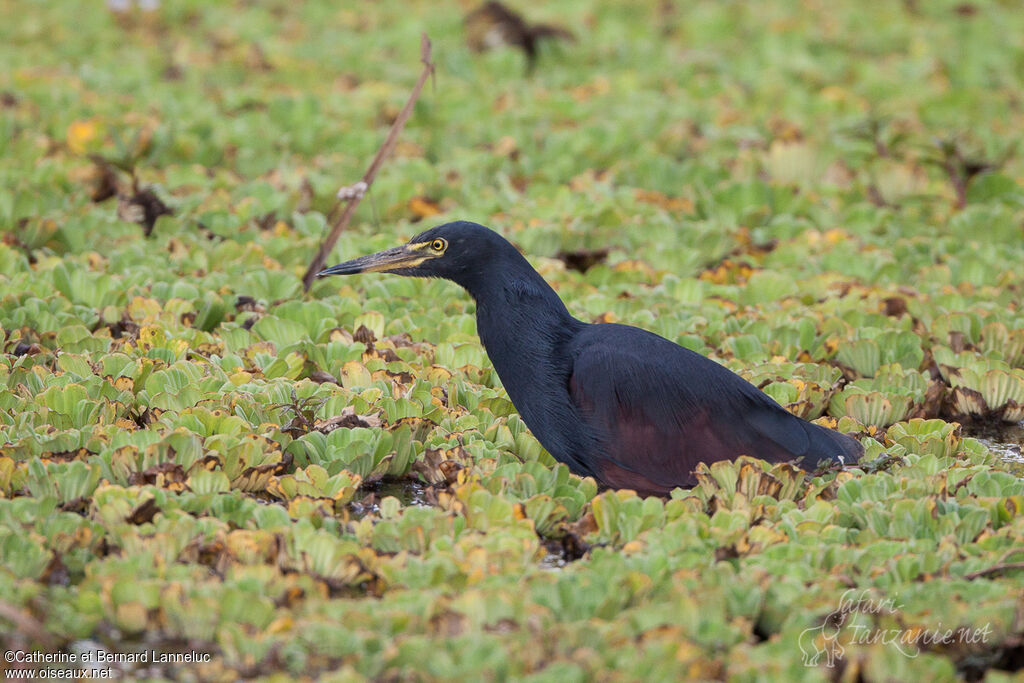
[690, 456, 809, 512]
[589, 489, 666, 546]
[0, 527, 53, 579]
[885, 419, 961, 459]
[287, 424, 415, 481]
[977, 321, 1024, 367]
[267, 464, 362, 508]
[740, 361, 843, 419]
[24, 458, 102, 505]
[949, 366, 1024, 422]
[833, 329, 924, 378]
[828, 364, 933, 427]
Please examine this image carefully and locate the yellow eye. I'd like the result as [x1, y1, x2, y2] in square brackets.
[430, 238, 446, 252]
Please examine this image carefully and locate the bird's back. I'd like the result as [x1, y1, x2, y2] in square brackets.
[565, 323, 862, 495]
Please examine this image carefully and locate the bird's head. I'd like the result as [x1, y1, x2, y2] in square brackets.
[317, 221, 515, 289]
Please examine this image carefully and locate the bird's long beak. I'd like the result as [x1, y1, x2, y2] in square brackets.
[317, 244, 428, 277]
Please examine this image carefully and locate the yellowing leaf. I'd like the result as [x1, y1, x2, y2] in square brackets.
[67, 119, 98, 154]
[409, 196, 441, 219]
[634, 189, 694, 213]
[493, 136, 518, 158]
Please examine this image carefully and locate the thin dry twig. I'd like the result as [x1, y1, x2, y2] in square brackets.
[302, 33, 435, 290]
[964, 561, 1024, 581]
[0, 600, 57, 648]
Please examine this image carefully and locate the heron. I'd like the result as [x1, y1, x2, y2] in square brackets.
[319, 221, 862, 495]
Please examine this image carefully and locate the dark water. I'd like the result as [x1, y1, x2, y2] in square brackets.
[349, 478, 432, 518]
[539, 544, 569, 570]
[965, 420, 1024, 468]
[369, 479, 432, 506]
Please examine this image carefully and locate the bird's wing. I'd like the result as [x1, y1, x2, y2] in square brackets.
[567, 325, 851, 494]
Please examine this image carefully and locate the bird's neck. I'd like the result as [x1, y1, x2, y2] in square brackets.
[465, 259, 584, 433]
[462, 258, 580, 349]
[473, 275, 579, 337]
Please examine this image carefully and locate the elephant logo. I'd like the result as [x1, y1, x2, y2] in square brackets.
[798, 610, 847, 668]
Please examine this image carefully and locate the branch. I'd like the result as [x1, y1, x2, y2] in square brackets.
[302, 33, 435, 291]
[964, 562, 1024, 581]
[0, 600, 56, 648]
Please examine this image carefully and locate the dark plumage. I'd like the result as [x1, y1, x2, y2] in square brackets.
[319, 221, 862, 496]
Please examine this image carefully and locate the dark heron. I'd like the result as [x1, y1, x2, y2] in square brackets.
[319, 221, 862, 495]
